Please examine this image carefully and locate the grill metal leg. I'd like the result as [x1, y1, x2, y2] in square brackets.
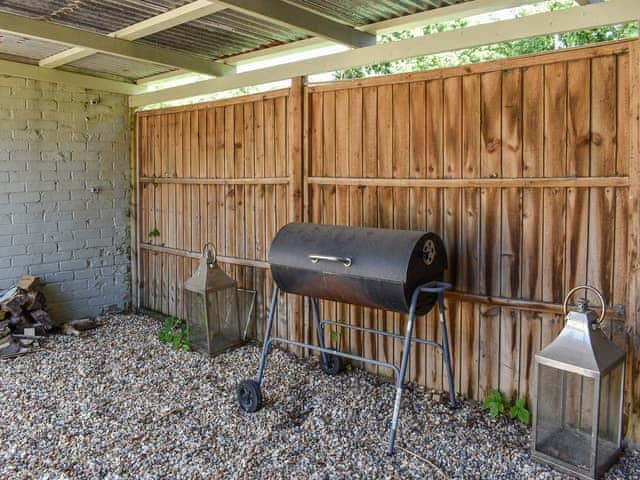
[256, 287, 279, 385]
[252, 282, 455, 456]
[387, 289, 419, 455]
[438, 293, 458, 409]
[310, 297, 329, 364]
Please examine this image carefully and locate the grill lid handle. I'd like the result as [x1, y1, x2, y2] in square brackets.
[309, 254, 352, 267]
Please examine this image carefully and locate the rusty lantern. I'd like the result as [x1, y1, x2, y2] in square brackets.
[184, 243, 242, 355]
[532, 286, 625, 480]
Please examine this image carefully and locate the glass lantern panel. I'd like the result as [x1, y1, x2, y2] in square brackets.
[597, 363, 623, 471]
[185, 290, 210, 353]
[535, 364, 595, 472]
[204, 285, 241, 354]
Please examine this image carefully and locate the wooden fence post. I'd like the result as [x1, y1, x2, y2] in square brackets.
[130, 109, 140, 311]
[626, 40, 640, 445]
[288, 77, 305, 355]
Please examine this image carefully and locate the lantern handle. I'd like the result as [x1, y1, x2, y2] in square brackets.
[202, 242, 217, 266]
[562, 285, 606, 326]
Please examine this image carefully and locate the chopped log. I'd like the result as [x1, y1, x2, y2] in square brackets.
[67, 318, 102, 331]
[0, 287, 16, 304]
[16, 275, 39, 291]
[62, 324, 82, 337]
[2, 293, 28, 317]
[24, 291, 46, 311]
[29, 309, 53, 331]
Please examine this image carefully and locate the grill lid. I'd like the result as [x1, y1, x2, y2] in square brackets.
[269, 223, 443, 282]
[268, 223, 447, 314]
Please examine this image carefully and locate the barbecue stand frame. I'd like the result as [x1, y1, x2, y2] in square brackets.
[237, 280, 457, 454]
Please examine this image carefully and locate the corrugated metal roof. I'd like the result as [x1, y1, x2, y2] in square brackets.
[287, 0, 471, 27]
[139, 8, 308, 60]
[0, 0, 192, 34]
[0, 31, 68, 60]
[0, 0, 472, 82]
[65, 53, 175, 81]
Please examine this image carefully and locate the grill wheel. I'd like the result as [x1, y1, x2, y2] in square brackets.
[237, 379, 262, 413]
[320, 353, 342, 375]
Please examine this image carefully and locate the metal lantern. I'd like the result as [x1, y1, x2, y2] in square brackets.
[184, 242, 242, 355]
[532, 286, 625, 480]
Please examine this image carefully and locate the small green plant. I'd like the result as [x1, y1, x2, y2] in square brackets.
[509, 397, 531, 425]
[482, 388, 506, 418]
[158, 316, 190, 351]
[148, 227, 161, 238]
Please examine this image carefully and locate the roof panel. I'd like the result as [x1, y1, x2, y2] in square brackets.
[0, 0, 469, 81]
[287, 0, 469, 27]
[65, 52, 175, 81]
[0, 31, 68, 60]
[0, 0, 193, 34]
[139, 8, 309, 60]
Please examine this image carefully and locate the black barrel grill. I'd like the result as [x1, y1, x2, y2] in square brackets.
[237, 223, 457, 454]
[269, 223, 447, 314]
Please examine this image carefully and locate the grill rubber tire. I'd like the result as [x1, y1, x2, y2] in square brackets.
[320, 353, 342, 375]
[237, 379, 262, 413]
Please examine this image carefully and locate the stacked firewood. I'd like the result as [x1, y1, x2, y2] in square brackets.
[0, 275, 54, 335]
[0, 276, 105, 358]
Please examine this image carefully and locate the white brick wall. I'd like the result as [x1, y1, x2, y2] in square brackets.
[0, 75, 130, 322]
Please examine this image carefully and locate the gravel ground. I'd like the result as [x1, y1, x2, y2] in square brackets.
[1, 314, 638, 479]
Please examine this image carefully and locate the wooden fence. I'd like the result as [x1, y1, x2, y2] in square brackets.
[134, 40, 640, 443]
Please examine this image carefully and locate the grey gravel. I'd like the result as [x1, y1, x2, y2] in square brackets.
[1, 313, 638, 479]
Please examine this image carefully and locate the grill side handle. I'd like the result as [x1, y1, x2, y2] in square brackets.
[308, 254, 352, 267]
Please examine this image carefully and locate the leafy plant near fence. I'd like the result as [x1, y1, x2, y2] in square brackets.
[509, 398, 531, 425]
[158, 316, 190, 351]
[483, 389, 506, 418]
[482, 388, 530, 425]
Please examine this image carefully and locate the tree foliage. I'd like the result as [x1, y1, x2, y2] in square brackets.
[334, 1, 637, 80]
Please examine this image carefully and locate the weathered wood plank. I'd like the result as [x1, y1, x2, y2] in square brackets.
[522, 65, 544, 303]
[377, 84, 394, 377]
[543, 62, 567, 303]
[500, 68, 522, 402]
[410, 81, 427, 385]
[335, 89, 350, 355]
[479, 71, 501, 297]
[348, 87, 363, 364]
[362, 86, 378, 374]
[426, 78, 444, 390]
[478, 71, 502, 396]
[626, 42, 640, 444]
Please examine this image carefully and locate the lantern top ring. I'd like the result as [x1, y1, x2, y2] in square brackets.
[202, 242, 217, 266]
[562, 285, 606, 325]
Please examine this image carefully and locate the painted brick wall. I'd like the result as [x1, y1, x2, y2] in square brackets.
[0, 75, 130, 322]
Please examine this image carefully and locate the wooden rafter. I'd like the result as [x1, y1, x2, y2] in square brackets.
[0, 58, 143, 94]
[0, 10, 234, 77]
[130, 0, 640, 107]
[39, 0, 228, 69]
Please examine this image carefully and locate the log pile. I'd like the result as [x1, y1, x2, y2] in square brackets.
[1, 275, 53, 333]
[1, 275, 52, 358]
[0, 275, 105, 358]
